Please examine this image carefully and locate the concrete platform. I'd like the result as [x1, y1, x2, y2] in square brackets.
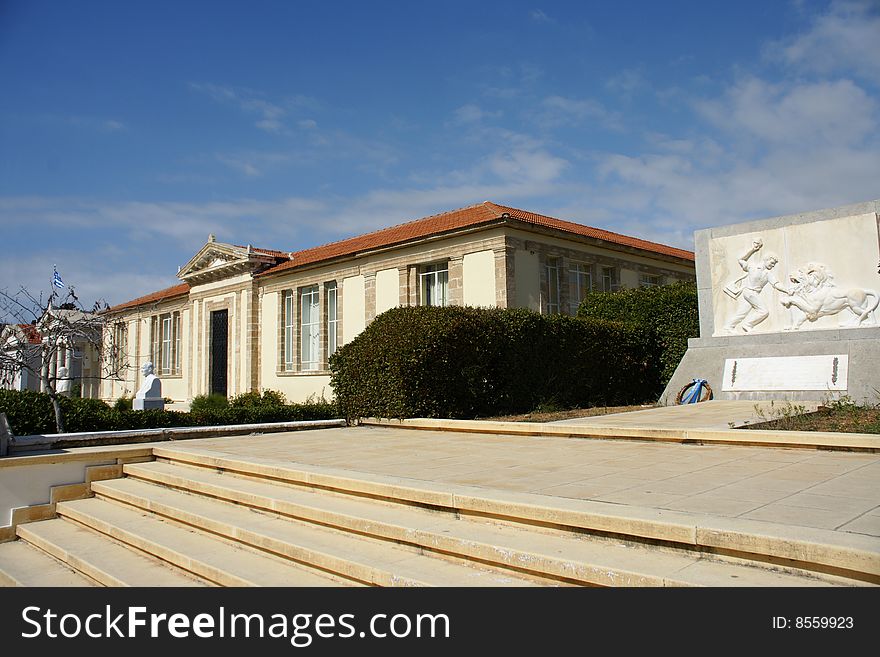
[170, 426, 880, 540]
[2, 422, 878, 586]
[550, 400, 821, 430]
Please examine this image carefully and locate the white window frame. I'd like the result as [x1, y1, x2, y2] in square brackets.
[327, 282, 338, 360]
[601, 266, 618, 292]
[150, 311, 180, 376]
[283, 290, 295, 371]
[545, 257, 561, 314]
[639, 273, 663, 288]
[419, 263, 448, 307]
[569, 262, 592, 314]
[300, 285, 320, 371]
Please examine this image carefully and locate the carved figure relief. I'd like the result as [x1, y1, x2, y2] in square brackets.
[722, 239, 791, 333]
[782, 263, 879, 330]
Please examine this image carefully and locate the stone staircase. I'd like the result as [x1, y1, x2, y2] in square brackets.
[1, 445, 877, 587]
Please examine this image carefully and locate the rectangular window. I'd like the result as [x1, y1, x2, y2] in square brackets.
[601, 266, 618, 292]
[639, 273, 663, 288]
[545, 257, 561, 314]
[112, 322, 128, 370]
[150, 311, 180, 375]
[301, 285, 320, 371]
[283, 290, 295, 371]
[327, 282, 338, 360]
[419, 263, 448, 307]
[569, 262, 592, 314]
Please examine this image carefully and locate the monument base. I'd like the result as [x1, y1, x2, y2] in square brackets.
[133, 398, 165, 411]
[662, 326, 880, 405]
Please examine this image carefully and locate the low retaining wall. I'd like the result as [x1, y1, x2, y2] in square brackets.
[0, 419, 347, 530]
[5, 419, 347, 454]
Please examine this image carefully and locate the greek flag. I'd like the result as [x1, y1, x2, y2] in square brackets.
[52, 268, 65, 289]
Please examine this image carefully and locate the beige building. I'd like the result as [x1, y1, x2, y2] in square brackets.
[101, 201, 695, 403]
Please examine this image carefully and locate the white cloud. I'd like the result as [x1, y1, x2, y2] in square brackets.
[696, 77, 877, 146]
[215, 152, 289, 178]
[189, 82, 318, 134]
[766, 0, 880, 83]
[605, 68, 647, 98]
[452, 104, 502, 124]
[535, 95, 622, 130]
[529, 9, 552, 23]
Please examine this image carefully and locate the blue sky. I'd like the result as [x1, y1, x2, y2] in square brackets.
[1, 0, 878, 312]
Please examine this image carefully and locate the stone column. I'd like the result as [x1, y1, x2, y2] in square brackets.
[447, 256, 464, 306]
[408, 266, 419, 306]
[363, 272, 377, 324]
[398, 267, 410, 307]
[494, 246, 515, 308]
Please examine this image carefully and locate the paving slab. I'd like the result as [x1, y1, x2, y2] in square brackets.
[155, 426, 880, 541]
[550, 400, 821, 429]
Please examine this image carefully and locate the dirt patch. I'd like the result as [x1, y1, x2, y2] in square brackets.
[745, 405, 880, 434]
[482, 405, 657, 423]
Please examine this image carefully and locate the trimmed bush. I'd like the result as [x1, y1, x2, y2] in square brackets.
[329, 306, 659, 421]
[0, 389, 339, 436]
[578, 281, 698, 386]
[189, 394, 229, 413]
[230, 389, 287, 408]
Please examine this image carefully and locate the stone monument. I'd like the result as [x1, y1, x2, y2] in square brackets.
[133, 361, 165, 411]
[663, 199, 880, 404]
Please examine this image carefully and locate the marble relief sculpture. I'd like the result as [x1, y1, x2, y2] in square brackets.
[722, 237, 879, 334]
[782, 263, 879, 330]
[722, 239, 791, 333]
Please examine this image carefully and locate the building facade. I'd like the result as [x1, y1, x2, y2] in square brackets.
[102, 202, 696, 403]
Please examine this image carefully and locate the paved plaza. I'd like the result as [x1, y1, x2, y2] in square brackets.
[178, 423, 880, 538]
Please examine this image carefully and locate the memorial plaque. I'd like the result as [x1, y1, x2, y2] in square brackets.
[721, 355, 848, 392]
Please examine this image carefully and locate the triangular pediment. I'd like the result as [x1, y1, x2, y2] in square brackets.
[178, 240, 281, 284]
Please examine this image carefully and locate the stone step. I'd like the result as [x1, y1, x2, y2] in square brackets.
[87, 478, 545, 587]
[0, 539, 97, 587]
[16, 518, 210, 587]
[116, 463, 844, 586]
[54, 497, 356, 587]
[152, 447, 880, 584]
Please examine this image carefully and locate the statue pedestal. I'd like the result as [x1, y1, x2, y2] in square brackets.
[133, 397, 165, 411]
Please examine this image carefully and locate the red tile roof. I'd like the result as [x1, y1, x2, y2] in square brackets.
[17, 324, 41, 345]
[108, 282, 190, 313]
[258, 201, 693, 278]
[110, 202, 693, 311]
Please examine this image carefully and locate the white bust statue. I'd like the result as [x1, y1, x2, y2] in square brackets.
[133, 361, 164, 410]
[56, 366, 72, 396]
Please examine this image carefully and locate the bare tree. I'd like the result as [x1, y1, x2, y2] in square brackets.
[0, 284, 125, 434]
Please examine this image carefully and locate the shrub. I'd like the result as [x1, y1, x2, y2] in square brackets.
[113, 395, 133, 411]
[189, 393, 229, 413]
[0, 389, 57, 436]
[578, 281, 698, 386]
[329, 306, 659, 421]
[0, 389, 340, 436]
[230, 389, 287, 408]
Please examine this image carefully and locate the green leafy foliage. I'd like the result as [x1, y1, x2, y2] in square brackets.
[0, 389, 338, 436]
[113, 395, 133, 411]
[329, 306, 660, 421]
[578, 281, 699, 386]
[189, 393, 230, 413]
[230, 389, 287, 408]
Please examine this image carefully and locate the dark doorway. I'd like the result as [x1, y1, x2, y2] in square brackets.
[210, 309, 228, 398]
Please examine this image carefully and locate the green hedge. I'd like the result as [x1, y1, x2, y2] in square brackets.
[329, 306, 659, 421]
[578, 281, 698, 386]
[0, 389, 338, 436]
